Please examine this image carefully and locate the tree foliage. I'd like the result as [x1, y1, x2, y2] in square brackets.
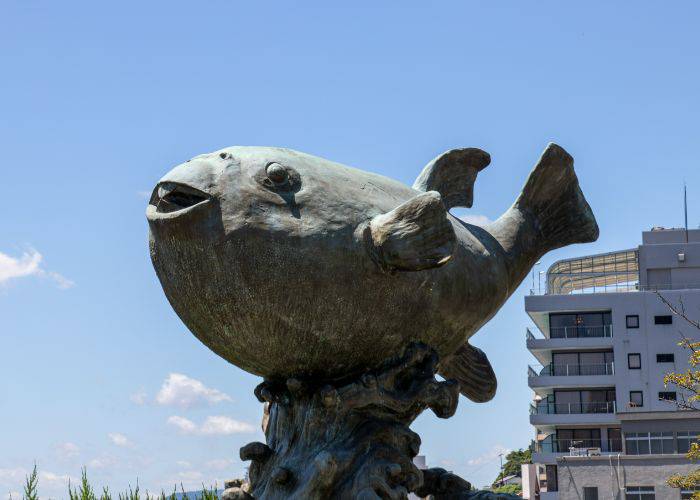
[492, 448, 531, 488]
[657, 293, 700, 497]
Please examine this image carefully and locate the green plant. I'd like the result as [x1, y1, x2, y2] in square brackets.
[23, 463, 39, 500]
[117, 483, 140, 500]
[199, 482, 219, 500]
[17, 464, 221, 500]
[492, 483, 521, 495]
[69, 468, 98, 500]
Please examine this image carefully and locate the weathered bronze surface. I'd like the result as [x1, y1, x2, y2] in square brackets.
[147, 143, 597, 402]
[147, 143, 598, 498]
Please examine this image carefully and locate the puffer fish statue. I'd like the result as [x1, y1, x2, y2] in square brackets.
[147, 143, 598, 404]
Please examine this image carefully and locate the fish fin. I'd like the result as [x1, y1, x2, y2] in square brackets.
[439, 342, 497, 403]
[412, 148, 491, 209]
[366, 191, 456, 272]
[514, 143, 599, 251]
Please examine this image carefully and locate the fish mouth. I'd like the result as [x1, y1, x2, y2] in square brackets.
[149, 182, 211, 216]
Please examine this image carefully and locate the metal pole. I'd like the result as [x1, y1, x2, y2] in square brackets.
[499, 453, 504, 486]
[685, 183, 689, 243]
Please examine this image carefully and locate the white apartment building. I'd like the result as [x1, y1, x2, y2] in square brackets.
[525, 227, 700, 500]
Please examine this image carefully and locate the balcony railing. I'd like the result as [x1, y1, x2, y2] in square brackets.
[530, 401, 616, 415]
[549, 325, 613, 339]
[535, 439, 623, 453]
[531, 281, 700, 296]
[526, 327, 538, 341]
[528, 363, 614, 377]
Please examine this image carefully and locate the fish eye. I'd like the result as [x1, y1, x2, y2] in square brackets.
[266, 163, 288, 185]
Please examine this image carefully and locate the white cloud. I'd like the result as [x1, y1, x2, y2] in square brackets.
[130, 389, 148, 405]
[87, 455, 117, 470]
[39, 470, 73, 486]
[129, 389, 148, 406]
[56, 441, 80, 459]
[0, 468, 75, 500]
[156, 373, 232, 408]
[167, 415, 254, 436]
[46, 271, 75, 289]
[0, 468, 26, 482]
[0, 249, 74, 289]
[177, 470, 203, 481]
[459, 214, 492, 227]
[176, 461, 192, 469]
[0, 250, 41, 283]
[200, 416, 255, 435]
[204, 459, 233, 471]
[466, 444, 511, 466]
[167, 415, 198, 434]
[108, 432, 134, 448]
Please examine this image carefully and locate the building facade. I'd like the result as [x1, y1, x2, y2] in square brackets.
[525, 228, 700, 500]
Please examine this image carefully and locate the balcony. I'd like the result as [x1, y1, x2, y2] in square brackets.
[529, 363, 614, 377]
[529, 401, 618, 426]
[532, 437, 623, 464]
[526, 328, 615, 363]
[531, 401, 616, 415]
[528, 363, 615, 392]
[549, 325, 613, 339]
[534, 438, 622, 454]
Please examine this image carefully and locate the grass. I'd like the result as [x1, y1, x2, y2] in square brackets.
[11, 465, 221, 500]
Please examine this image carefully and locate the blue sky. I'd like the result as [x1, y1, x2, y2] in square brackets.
[2, 1, 700, 496]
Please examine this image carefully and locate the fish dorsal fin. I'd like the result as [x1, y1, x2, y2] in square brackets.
[439, 342, 497, 403]
[413, 148, 491, 209]
[365, 191, 456, 273]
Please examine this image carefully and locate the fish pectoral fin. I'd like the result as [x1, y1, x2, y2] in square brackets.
[412, 148, 491, 209]
[366, 191, 456, 273]
[439, 342, 497, 403]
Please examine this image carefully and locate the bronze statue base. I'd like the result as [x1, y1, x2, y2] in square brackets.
[223, 344, 516, 499]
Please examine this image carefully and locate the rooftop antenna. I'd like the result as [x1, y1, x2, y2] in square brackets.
[684, 182, 689, 243]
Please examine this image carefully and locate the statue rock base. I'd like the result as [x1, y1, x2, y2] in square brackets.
[223, 344, 514, 499]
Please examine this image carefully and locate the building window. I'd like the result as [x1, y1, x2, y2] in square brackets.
[626, 315, 640, 328]
[628, 353, 642, 369]
[549, 311, 612, 338]
[625, 432, 674, 455]
[553, 389, 616, 414]
[608, 428, 622, 452]
[556, 429, 601, 451]
[658, 391, 677, 402]
[551, 351, 614, 376]
[677, 432, 699, 454]
[654, 315, 672, 325]
[583, 487, 598, 500]
[656, 353, 675, 363]
[545, 465, 558, 492]
[629, 391, 644, 408]
[625, 486, 654, 500]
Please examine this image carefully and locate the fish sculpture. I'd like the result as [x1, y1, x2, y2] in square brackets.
[147, 143, 598, 403]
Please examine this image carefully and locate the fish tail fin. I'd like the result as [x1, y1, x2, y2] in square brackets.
[489, 143, 598, 289]
[515, 143, 598, 251]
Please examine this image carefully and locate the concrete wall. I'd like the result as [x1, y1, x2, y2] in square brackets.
[556, 455, 693, 500]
